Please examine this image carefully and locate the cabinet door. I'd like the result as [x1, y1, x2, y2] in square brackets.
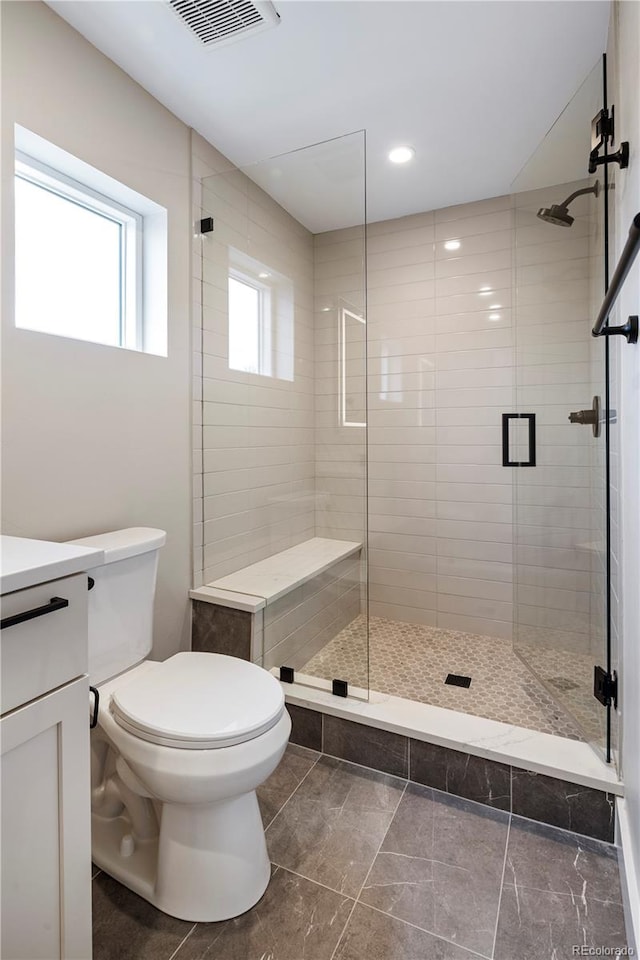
[1, 678, 92, 960]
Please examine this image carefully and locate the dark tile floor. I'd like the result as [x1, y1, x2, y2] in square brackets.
[92, 744, 628, 960]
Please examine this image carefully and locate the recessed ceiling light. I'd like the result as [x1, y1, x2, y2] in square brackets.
[489, 303, 502, 310]
[388, 146, 415, 164]
[488, 313, 501, 322]
[321, 307, 331, 312]
[479, 286, 493, 296]
[444, 240, 461, 251]
[258, 272, 270, 279]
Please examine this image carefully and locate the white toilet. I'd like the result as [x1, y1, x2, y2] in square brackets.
[70, 527, 291, 923]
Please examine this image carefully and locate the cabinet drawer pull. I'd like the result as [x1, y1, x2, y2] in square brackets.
[0, 596, 69, 630]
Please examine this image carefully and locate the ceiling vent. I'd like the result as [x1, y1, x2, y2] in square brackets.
[168, 0, 280, 48]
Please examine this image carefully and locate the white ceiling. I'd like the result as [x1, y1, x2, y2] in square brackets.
[47, 0, 610, 232]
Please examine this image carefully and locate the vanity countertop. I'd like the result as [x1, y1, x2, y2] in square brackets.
[0, 535, 104, 594]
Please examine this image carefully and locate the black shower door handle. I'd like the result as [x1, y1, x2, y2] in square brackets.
[502, 413, 536, 467]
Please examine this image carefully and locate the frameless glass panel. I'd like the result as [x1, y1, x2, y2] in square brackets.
[198, 131, 368, 700]
[511, 61, 611, 759]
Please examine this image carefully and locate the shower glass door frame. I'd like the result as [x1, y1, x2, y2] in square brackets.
[511, 55, 617, 764]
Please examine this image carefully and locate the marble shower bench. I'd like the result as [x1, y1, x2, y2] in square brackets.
[190, 537, 362, 668]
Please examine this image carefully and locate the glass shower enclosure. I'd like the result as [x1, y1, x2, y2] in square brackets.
[194, 58, 619, 767]
[510, 59, 616, 764]
[196, 131, 369, 699]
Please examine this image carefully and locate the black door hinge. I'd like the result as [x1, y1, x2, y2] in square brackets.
[594, 666, 618, 709]
[589, 107, 629, 175]
[592, 107, 615, 151]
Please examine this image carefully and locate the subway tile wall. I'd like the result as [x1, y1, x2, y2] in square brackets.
[315, 198, 515, 638]
[192, 133, 315, 588]
[314, 224, 367, 550]
[512, 183, 600, 674]
[261, 554, 361, 672]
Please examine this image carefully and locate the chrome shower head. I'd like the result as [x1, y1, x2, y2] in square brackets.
[536, 181, 600, 228]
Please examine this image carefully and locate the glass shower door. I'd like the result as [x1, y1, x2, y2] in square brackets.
[510, 61, 613, 760]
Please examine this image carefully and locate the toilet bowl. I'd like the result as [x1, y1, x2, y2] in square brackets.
[91, 654, 290, 922]
[69, 528, 291, 922]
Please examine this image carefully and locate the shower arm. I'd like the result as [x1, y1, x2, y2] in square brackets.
[592, 212, 640, 343]
[560, 185, 598, 208]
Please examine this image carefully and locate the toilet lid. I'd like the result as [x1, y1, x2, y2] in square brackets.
[110, 652, 285, 749]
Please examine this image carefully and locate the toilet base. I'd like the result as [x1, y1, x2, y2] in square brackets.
[92, 789, 271, 922]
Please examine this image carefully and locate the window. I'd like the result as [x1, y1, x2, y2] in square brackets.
[13, 126, 168, 356]
[15, 155, 142, 350]
[228, 273, 271, 376]
[227, 249, 293, 381]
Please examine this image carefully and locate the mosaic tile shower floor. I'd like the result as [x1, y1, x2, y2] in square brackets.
[302, 615, 589, 740]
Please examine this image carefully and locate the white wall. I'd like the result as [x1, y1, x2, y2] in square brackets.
[610, 0, 640, 939]
[1, 1, 193, 660]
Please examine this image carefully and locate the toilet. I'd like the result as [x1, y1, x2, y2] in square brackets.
[69, 527, 291, 923]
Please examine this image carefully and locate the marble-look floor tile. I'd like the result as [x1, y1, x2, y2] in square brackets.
[175, 868, 353, 960]
[92, 872, 193, 960]
[359, 783, 509, 956]
[176, 868, 353, 960]
[334, 903, 486, 960]
[266, 755, 406, 898]
[175, 867, 353, 960]
[495, 816, 627, 959]
[504, 816, 624, 903]
[494, 884, 628, 960]
[257, 743, 319, 828]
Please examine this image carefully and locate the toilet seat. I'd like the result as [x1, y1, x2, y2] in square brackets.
[110, 652, 285, 750]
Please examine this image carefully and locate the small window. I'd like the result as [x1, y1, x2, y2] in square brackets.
[228, 273, 271, 376]
[15, 154, 143, 350]
[13, 125, 168, 357]
[226, 249, 293, 381]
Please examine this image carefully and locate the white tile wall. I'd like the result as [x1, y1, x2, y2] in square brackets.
[316, 199, 515, 636]
[192, 134, 315, 589]
[313, 225, 367, 547]
[512, 181, 601, 670]
[261, 555, 361, 671]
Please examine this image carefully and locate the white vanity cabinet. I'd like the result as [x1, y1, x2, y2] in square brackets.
[1, 538, 103, 960]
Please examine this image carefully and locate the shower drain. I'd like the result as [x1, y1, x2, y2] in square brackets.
[445, 673, 472, 688]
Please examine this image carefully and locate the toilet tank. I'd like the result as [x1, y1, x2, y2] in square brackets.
[66, 528, 167, 685]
